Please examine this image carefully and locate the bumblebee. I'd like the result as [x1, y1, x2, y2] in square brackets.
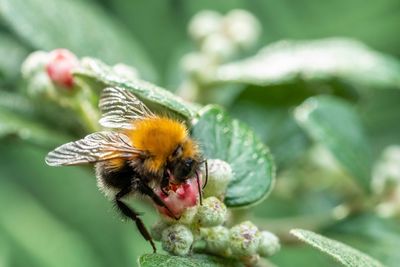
[45, 87, 205, 252]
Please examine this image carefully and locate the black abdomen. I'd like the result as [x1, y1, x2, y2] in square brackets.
[98, 162, 136, 191]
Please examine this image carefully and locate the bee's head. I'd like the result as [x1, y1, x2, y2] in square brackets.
[172, 157, 198, 182]
[167, 140, 200, 183]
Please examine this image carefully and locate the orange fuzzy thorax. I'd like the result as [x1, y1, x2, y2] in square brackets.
[124, 117, 191, 173]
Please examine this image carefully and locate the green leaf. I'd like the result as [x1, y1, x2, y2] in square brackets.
[0, 140, 151, 267]
[270, 243, 338, 267]
[294, 96, 373, 191]
[290, 229, 384, 267]
[326, 214, 400, 267]
[0, 0, 157, 81]
[230, 100, 310, 168]
[215, 38, 400, 89]
[359, 89, 400, 155]
[0, 32, 28, 83]
[192, 105, 275, 207]
[138, 253, 243, 267]
[0, 107, 71, 147]
[0, 180, 102, 267]
[74, 58, 198, 120]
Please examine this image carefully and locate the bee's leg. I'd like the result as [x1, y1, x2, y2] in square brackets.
[203, 159, 208, 190]
[115, 189, 157, 253]
[160, 175, 169, 196]
[195, 170, 203, 205]
[138, 182, 180, 220]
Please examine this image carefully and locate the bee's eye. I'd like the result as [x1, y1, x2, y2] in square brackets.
[175, 158, 195, 181]
[183, 158, 194, 168]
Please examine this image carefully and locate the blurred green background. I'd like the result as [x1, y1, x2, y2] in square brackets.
[1, 0, 400, 266]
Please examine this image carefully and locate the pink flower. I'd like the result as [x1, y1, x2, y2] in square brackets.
[46, 49, 79, 89]
[155, 176, 201, 219]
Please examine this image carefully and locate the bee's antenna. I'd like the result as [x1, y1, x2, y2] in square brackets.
[202, 159, 208, 190]
[196, 170, 203, 205]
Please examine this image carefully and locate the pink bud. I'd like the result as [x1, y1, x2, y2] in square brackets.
[155, 175, 201, 219]
[46, 49, 79, 89]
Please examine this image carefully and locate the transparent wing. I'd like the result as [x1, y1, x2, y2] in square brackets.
[45, 131, 141, 166]
[99, 87, 154, 129]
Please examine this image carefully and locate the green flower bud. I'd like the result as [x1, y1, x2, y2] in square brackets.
[229, 221, 260, 257]
[21, 51, 49, 78]
[202, 226, 230, 257]
[223, 9, 261, 49]
[203, 159, 232, 200]
[179, 206, 198, 225]
[188, 10, 222, 42]
[180, 52, 216, 84]
[201, 33, 236, 61]
[196, 197, 227, 227]
[151, 220, 169, 241]
[241, 254, 260, 266]
[161, 224, 194, 256]
[258, 231, 280, 257]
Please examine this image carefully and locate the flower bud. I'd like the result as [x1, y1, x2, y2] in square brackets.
[203, 159, 232, 200]
[223, 9, 261, 49]
[151, 220, 169, 241]
[201, 33, 236, 61]
[180, 52, 216, 84]
[196, 197, 227, 227]
[21, 51, 49, 79]
[229, 221, 260, 257]
[241, 254, 260, 266]
[161, 224, 194, 256]
[257, 231, 280, 257]
[372, 145, 400, 194]
[46, 49, 79, 89]
[188, 10, 222, 42]
[202, 226, 230, 256]
[178, 206, 198, 225]
[155, 176, 200, 219]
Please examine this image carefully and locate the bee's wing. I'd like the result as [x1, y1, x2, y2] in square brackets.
[99, 87, 154, 129]
[45, 131, 141, 166]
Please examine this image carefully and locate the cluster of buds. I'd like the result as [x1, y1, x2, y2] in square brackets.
[22, 49, 80, 97]
[188, 9, 261, 61]
[151, 159, 280, 264]
[179, 10, 261, 101]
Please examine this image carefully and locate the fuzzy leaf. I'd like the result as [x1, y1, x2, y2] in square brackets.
[290, 229, 384, 267]
[139, 253, 243, 267]
[74, 58, 198, 120]
[0, 0, 156, 81]
[192, 105, 275, 207]
[294, 96, 373, 191]
[215, 38, 400, 89]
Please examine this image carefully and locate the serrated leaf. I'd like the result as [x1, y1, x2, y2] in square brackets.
[74, 58, 198, 120]
[0, 32, 28, 83]
[192, 105, 275, 207]
[215, 38, 400, 89]
[0, 0, 156, 81]
[139, 253, 243, 267]
[290, 229, 384, 267]
[294, 96, 372, 191]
